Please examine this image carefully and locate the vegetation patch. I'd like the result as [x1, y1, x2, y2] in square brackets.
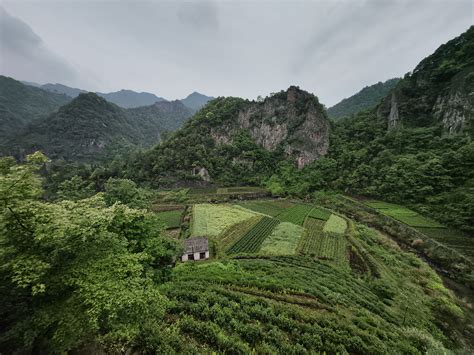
[227, 217, 280, 254]
[155, 209, 183, 229]
[191, 204, 257, 237]
[214, 216, 263, 257]
[276, 204, 313, 225]
[323, 214, 347, 235]
[237, 200, 291, 216]
[307, 206, 332, 221]
[259, 222, 304, 255]
[418, 227, 474, 260]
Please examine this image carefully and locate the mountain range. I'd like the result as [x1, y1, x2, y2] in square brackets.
[22, 81, 213, 110]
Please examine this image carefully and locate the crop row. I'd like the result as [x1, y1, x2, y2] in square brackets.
[276, 204, 313, 225]
[300, 217, 348, 268]
[227, 217, 280, 254]
[307, 207, 332, 221]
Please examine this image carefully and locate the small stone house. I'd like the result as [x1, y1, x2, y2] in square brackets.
[181, 237, 209, 262]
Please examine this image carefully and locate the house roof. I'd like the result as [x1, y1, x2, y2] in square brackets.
[183, 237, 209, 254]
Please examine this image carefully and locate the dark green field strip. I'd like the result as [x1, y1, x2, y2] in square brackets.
[155, 209, 183, 229]
[276, 204, 313, 225]
[307, 207, 332, 221]
[188, 187, 218, 195]
[227, 217, 280, 254]
[298, 218, 325, 255]
[418, 228, 474, 258]
[238, 201, 288, 216]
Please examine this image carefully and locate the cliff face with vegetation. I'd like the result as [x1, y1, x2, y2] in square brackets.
[378, 26, 474, 134]
[136, 86, 330, 186]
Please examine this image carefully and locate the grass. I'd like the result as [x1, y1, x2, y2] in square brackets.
[276, 204, 313, 225]
[155, 209, 183, 229]
[259, 222, 304, 255]
[237, 200, 292, 216]
[227, 217, 280, 254]
[323, 214, 347, 235]
[191, 204, 257, 237]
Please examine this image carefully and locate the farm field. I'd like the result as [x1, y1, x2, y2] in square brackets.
[418, 227, 474, 260]
[323, 214, 347, 235]
[364, 200, 445, 228]
[300, 217, 348, 268]
[191, 204, 257, 237]
[214, 216, 263, 257]
[237, 200, 293, 216]
[227, 217, 280, 254]
[259, 222, 304, 255]
[307, 206, 332, 221]
[155, 209, 183, 229]
[276, 204, 313, 225]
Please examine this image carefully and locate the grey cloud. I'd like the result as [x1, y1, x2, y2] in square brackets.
[177, 1, 219, 32]
[0, 6, 80, 86]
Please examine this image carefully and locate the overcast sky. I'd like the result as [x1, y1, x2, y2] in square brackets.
[1, 0, 472, 105]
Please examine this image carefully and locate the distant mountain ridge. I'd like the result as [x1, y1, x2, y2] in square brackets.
[23, 81, 213, 110]
[1, 75, 71, 138]
[5, 93, 193, 161]
[327, 78, 400, 120]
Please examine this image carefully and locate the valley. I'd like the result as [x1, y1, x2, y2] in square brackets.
[0, 9, 473, 354]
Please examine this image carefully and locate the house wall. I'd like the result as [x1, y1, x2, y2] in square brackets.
[181, 254, 188, 262]
[205, 251, 209, 259]
[194, 252, 200, 260]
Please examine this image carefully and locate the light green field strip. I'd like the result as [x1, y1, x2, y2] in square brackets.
[191, 203, 258, 237]
[323, 214, 347, 235]
[259, 222, 304, 255]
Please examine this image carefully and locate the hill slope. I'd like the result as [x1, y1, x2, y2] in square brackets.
[6, 93, 193, 161]
[97, 89, 166, 108]
[0, 76, 71, 139]
[327, 78, 400, 119]
[180, 91, 214, 111]
[133, 86, 330, 186]
[378, 26, 474, 133]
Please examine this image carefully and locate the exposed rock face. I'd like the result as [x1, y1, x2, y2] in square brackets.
[210, 86, 330, 168]
[192, 167, 210, 182]
[377, 27, 474, 134]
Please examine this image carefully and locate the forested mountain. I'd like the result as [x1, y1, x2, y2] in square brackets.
[40, 83, 86, 98]
[5, 93, 193, 161]
[180, 91, 214, 111]
[0, 76, 71, 139]
[97, 89, 166, 108]
[128, 86, 330, 186]
[327, 78, 400, 120]
[266, 26, 474, 232]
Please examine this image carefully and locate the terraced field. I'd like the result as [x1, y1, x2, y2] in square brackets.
[418, 227, 474, 260]
[364, 200, 445, 228]
[276, 204, 313, 225]
[259, 222, 304, 255]
[307, 207, 332, 221]
[237, 200, 293, 216]
[323, 214, 347, 235]
[155, 209, 183, 229]
[227, 217, 280, 254]
[214, 216, 263, 257]
[191, 204, 257, 237]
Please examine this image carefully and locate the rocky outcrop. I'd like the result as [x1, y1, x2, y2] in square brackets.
[210, 86, 330, 168]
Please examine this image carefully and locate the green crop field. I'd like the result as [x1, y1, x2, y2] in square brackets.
[188, 187, 218, 195]
[307, 206, 332, 221]
[364, 200, 445, 228]
[155, 209, 183, 229]
[259, 222, 304, 255]
[298, 217, 325, 255]
[237, 200, 290, 216]
[191, 204, 257, 237]
[214, 216, 263, 256]
[276, 204, 313, 225]
[227, 217, 280, 254]
[323, 214, 347, 235]
[418, 227, 474, 260]
[300, 217, 348, 268]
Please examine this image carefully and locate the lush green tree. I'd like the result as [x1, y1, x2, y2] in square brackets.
[104, 177, 150, 208]
[0, 154, 181, 353]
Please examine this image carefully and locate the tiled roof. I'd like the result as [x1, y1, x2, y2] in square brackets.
[183, 237, 209, 253]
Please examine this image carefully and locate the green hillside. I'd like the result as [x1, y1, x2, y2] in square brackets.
[327, 78, 400, 120]
[0, 75, 71, 139]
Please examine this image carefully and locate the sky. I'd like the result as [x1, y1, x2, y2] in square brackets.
[0, 0, 473, 106]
